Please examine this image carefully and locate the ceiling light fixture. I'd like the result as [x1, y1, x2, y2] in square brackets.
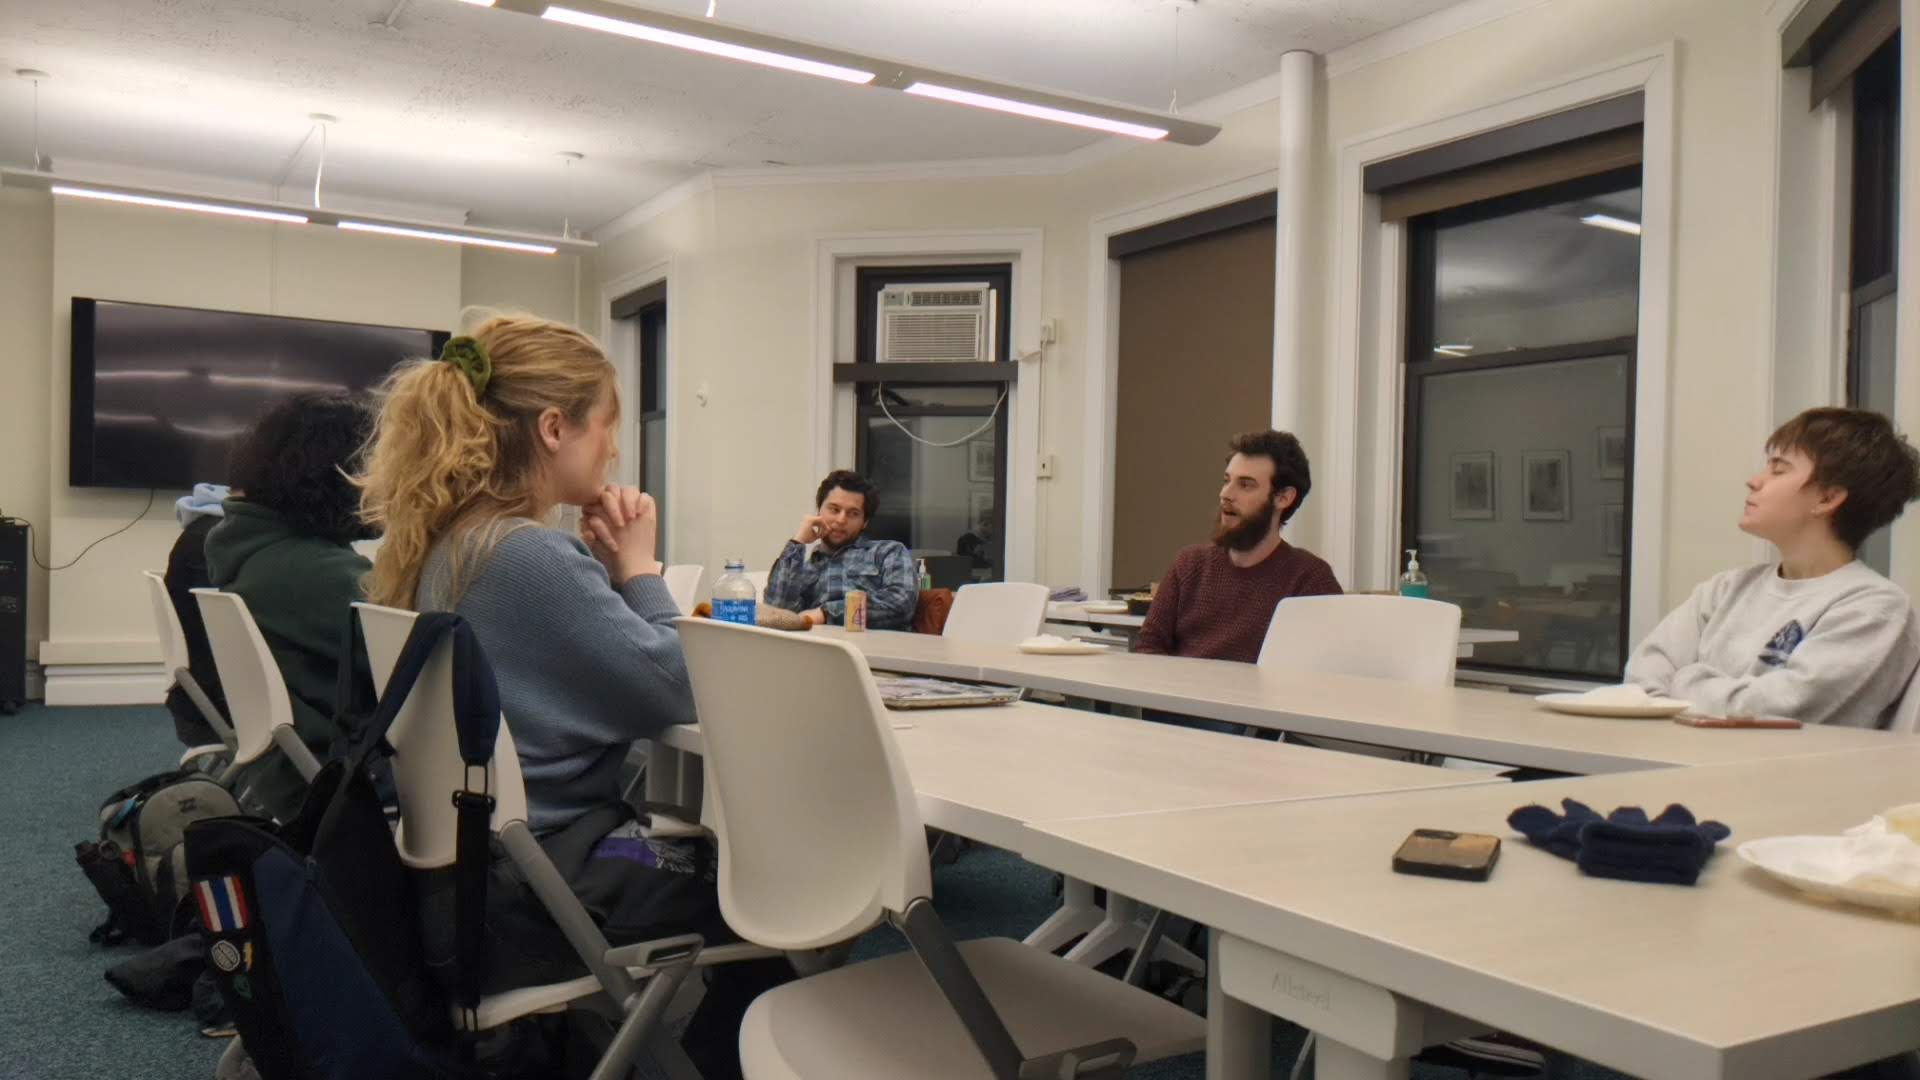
[451, 0, 496, 6]
[904, 82, 1169, 140]
[50, 184, 311, 224]
[542, 5, 875, 84]
[471, 0, 1216, 144]
[1433, 344, 1473, 358]
[6, 168, 587, 254]
[1581, 213, 1642, 236]
[338, 220, 560, 254]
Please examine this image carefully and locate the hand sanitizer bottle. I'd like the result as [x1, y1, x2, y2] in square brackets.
[1399, 549, 1430, 599]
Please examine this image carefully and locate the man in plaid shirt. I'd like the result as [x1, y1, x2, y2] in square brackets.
[765, 470, 918, 629]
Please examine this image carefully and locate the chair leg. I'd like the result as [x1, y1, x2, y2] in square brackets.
[645, 1029, 706, 1080]
[588, 951, 699, 1080]
[1064, 895, 1203, 973]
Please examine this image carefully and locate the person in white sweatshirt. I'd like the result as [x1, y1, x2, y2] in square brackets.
[1626, 407, 1920, 727]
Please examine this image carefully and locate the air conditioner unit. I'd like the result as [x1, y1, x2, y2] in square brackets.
[877, 283, 996, 363]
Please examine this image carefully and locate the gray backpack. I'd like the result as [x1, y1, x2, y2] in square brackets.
[75, 768, 240, 946]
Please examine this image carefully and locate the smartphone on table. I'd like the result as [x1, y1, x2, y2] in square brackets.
[1392, 828, 1501, 881]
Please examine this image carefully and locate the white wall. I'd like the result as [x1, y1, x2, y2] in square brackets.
[0, 189, 54, 686]
[0, 190, 581, 703]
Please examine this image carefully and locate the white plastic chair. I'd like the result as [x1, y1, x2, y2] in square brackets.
[677, 618, 1204, 1079]
[143, 570, 233, 767]
[190, 589, 322, 785]
[1257, 594, 1463, 686]
[354, 603, 707, 1079]
[942, 582, 1050, 644]
[663, 564, 703, 615]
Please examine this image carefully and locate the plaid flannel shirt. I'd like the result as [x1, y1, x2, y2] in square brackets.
[765, 535, 918, 630]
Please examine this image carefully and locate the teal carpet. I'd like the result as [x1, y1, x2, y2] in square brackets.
[1, 703, 1624, 1079]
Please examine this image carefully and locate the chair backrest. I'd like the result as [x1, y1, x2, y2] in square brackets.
[678, 618, 929, 950]
[353, 602, 529, 869]
[1257, 594, 1462, 688]
[192, 589, 296, 765]
[143, 570, 190, 675]
[942, 581, 1050, 644]
[663, 564, 703, 615]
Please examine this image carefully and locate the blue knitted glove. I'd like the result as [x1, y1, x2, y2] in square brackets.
[1507, 800, 1731, 886]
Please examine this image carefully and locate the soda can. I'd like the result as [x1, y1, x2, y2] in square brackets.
[844, 589, 868, 633]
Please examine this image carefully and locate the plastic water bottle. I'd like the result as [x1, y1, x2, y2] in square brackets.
[712, 560, 757, 626]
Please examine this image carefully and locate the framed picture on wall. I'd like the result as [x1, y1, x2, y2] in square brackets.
[1450, 452, 1496, 520]
[1596, 427, 1628, 480]
[967, 437, 995, 482]
[968, 490, 994, 528]
[1522, 450, 1572, 521]
[1602, 503, 1626, 557]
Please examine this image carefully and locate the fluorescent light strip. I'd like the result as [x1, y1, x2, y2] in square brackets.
[904, 82, 1168, 140]
[452, 0, 495, 5]
[1433, 345, 1473, 357]
[542, 6, 875, 84]
[337, 220, 558, 254]
[51, 185, 309, 224]
[1581, 213, 1642, 236]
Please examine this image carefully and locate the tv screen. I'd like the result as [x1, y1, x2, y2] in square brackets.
[70, 298, 447, 489]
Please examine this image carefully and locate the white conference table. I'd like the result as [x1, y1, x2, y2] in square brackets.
[813, 628, 1896, 774]
[1043, 603, 1520, 659]
[1022, 743, 1920, 1080]
[651, 697, 1501, 970]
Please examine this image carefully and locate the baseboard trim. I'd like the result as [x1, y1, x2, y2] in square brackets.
[43, 662, 168, 707]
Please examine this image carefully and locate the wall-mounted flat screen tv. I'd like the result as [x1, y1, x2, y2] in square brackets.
[70, 298, 447, 489]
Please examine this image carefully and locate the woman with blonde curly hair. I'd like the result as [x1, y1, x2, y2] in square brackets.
[359, 314, 779, 1077]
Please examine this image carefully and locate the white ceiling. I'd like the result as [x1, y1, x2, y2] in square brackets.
[1, 0, 1463, 235]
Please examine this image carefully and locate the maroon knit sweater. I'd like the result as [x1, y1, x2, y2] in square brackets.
[1136, 541, 1343, 663]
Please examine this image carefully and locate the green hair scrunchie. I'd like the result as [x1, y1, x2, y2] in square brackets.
[439, 336, 492, 398]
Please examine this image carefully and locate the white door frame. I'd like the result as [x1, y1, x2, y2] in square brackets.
[1077, 169, 1282, 599]
[811, 229, 1044, 584]
[1329, 44, 1677, 650]
[601, 259, 677, 552]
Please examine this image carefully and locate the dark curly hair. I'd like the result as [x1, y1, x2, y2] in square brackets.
[815, 469, 881, 520]
[1227, 429, 1313, 525]
[228, 393, 376, 544]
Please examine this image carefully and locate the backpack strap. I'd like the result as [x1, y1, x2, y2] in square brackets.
[334, 610, 501, 1033]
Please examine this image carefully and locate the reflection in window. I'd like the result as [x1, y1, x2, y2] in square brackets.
[1405, 170, 1641, 680]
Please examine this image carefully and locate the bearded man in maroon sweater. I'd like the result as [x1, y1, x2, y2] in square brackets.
[1136, 429, 1343, 663]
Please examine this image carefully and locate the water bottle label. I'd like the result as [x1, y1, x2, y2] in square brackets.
[713, 599, 756, 626]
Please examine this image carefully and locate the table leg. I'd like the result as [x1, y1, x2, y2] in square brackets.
[1312, 1038, 1409, 1080]
[1208, 928, 1272, 1080]
[1024, 876, 1105, 953]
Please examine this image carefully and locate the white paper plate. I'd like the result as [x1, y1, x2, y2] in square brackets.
[1080, 601, 1130, 614]
[1737, 836, 1920, 916]
[1534, 692, 1691, 719]
[1019, 640, 1112, 655]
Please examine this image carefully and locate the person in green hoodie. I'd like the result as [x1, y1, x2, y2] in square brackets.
[204, 393, 376, 820]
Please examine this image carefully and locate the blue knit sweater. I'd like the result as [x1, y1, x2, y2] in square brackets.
[416, 524, 695, 831]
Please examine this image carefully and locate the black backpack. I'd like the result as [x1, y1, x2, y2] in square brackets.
[183, 612, 501, 1080]
[75, 768, 241, 946]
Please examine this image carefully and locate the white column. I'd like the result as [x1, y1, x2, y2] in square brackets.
[1894, 0, 1920, 597]
[1272, 49, 1318, 433]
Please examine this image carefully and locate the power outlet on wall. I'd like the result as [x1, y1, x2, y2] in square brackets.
[1037, 454, 1056, 480]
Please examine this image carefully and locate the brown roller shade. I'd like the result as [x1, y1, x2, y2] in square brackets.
[1805, 0, 1898, 108]
[1378, 126, 1643, 222]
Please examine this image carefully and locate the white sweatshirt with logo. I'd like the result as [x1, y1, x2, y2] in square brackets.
[1624, 561, 1920, 728]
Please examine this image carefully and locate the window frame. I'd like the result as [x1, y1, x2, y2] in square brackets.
[1400, 166, 1644, 681]
[846, 264, 1014, 582]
